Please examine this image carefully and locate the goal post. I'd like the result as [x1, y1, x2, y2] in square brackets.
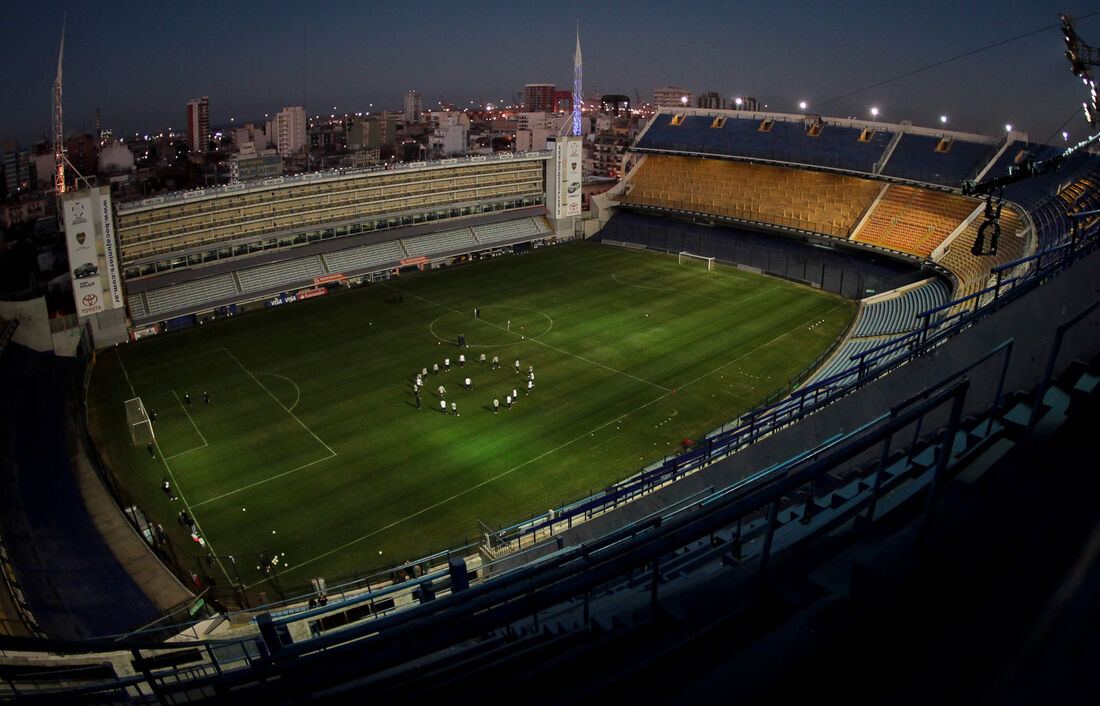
[125, 397, 155, 446]
[678, 251, 715, 271]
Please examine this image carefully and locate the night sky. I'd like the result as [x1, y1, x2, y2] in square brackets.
[3, 1, 1099, 147]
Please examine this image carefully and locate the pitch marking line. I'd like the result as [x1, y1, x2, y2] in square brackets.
[191, 453, 334, 508]
[427, 306, 554, 347]
[254, 372, 302, 411]
[163, 390, 209, 460]
[222, 348, 337, 457]
[116, 347, 137, 398]
[387, 283, 671, 393]
[150, 436, 235, 588]
[287, 302, 851, 575]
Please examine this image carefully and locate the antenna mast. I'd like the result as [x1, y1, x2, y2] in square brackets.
[53, 16, 66, 213]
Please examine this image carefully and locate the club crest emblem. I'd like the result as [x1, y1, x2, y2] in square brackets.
[75, 231, 86, 245]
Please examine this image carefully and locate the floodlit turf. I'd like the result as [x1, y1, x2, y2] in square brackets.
[87, 240, 856, 592]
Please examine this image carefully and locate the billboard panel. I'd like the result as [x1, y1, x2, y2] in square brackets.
[547, 136, 582, 219]
[95, 189, 124, 309]
[62, 196, 105, 318]
[562, 137, 582, 217]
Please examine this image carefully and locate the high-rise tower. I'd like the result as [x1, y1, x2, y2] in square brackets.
[187, 97, 211, 153]
[572, 28, 582, 137]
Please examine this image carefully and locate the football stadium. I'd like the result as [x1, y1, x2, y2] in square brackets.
[3, 23, 1100, 706]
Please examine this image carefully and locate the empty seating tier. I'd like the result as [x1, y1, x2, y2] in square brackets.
[635, 114, 893, 173]
[144, 273, 240, 316]
[401, 228, 478, 257]
[322, 240, 406, 275]
[938, 205, 1027, 301]
[851, 185, 980, 257]
[236, 256, 326, 293]
[852, 279, 951, 337]
[880, 133, 996, 187]
[472, 217, 551, 244]
[619, 155, 880, 239]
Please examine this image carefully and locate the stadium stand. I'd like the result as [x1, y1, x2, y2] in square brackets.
[634, 112, 894, 173]
[938, 204, 1027, 299]
[471, 216, 551, 244]
[236, 255, 326, 293]
[851, 184, 982, 257]
[144, 272, 240, 317]
[321, 239, 407, 275]
[597, 211, 930, 299]
[851, 278, 951, 337]
[401, 227, 478, 257]
[879, 132, 997, 186]
[619, 154, 881, 238]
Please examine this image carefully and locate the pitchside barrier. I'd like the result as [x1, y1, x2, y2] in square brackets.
[601, 239, 647, 250]
[484, 228, 1100, 552]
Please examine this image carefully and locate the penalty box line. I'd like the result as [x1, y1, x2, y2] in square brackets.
[163, 389, 209, 460]
[383, 282, 671, 393]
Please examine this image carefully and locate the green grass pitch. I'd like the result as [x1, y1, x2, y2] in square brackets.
[87, 240, 856, 593]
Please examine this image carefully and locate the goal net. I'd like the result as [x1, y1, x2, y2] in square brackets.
[125, 397, 155, 446]
[678, 251, 715, 271]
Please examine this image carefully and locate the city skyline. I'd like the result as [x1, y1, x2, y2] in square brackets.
[3, 1, 1100, 148]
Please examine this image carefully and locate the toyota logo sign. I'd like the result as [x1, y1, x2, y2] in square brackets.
[82, 293, 98, 308]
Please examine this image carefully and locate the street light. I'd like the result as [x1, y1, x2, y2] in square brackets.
[940, 115, 948, 124]
[799, 101, 807, 112]
[870, 107, 879, 119]
[1005, 123, 1012, 133]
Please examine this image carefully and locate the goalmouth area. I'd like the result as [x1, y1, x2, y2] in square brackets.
[86, 240, 855, 597]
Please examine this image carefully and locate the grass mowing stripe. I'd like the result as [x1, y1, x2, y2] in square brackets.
[385, 281, 672, 393]
[285, 386, 671, 577]
[677, 302, 850, 392]
[286, 301, 846, 577]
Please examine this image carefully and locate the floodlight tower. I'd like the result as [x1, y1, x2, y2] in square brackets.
[53, 17, 66, 213]
[1061, 13, 1100, 125]
[572, 26, 582, 136]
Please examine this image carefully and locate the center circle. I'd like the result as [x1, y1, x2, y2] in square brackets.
[429, 306, 553, 348]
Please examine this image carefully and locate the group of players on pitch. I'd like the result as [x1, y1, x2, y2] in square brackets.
[412, 332, 534, 415]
